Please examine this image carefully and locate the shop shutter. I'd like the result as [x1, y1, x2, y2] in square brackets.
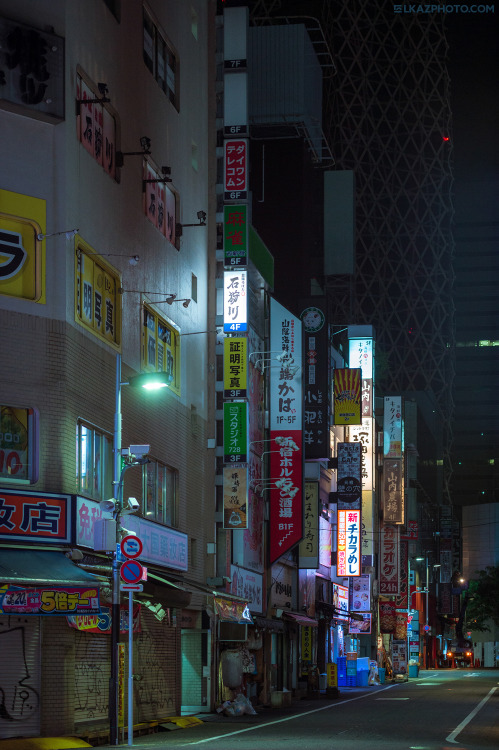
[74, 630, 111, 724]
[0, 616, 41, 739]
[134, 610, 179, 721]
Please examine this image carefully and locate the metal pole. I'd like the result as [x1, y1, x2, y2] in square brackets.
[407, 558, 411, 673]
[128, 590, 134, 746]
[110, 353, 122, 745]
[425, 555, 429, 669]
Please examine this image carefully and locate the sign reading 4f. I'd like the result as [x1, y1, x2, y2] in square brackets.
[0, 189, 46, 303]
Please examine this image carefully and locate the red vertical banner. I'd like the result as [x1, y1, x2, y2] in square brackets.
[395, 540, 408, 609]
[379, 522, 400, 595]
[269, 299, 303, 564]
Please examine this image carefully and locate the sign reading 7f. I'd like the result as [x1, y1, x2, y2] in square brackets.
[0, 230, 27, 279]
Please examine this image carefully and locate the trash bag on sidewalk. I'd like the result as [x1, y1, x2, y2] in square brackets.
[220, 693, 257, 716]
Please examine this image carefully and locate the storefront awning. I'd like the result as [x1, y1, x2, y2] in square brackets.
[253, 615, 285, 633]
[282, 612, 318, 627]
[0, 549, 105, 586]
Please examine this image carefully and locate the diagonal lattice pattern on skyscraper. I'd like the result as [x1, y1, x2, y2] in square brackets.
[251, 1, 455, 501]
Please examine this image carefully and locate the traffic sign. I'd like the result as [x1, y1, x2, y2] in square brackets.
[120, 559, 144, 584]
[120, 535, 143, 559]
[120, 583, 143, 592]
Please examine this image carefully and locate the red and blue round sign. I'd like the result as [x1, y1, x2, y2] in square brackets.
[120, 559, 144, 584]
[120, 535, 143, 559]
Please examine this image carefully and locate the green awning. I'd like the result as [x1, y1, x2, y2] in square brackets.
[0, 549, 105, 586]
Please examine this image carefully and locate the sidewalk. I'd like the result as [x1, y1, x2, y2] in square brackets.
[0, 678, 430, 750]
[95, 685, 388, 749]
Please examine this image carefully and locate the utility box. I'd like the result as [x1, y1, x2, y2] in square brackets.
[93, 518, 116, 551]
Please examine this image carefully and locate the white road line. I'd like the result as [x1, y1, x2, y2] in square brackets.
[445, 686, 497, 744]
[185, 686, 395, 745]
[375, 697, 410, 700]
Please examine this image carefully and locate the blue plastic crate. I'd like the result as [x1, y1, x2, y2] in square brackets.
[337, 675, 347, 687]
[346, 676, 356, 686]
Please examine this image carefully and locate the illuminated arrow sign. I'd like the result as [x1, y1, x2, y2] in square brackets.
[0, 230, 27, 279]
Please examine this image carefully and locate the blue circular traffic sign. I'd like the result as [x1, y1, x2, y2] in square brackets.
[120, 559, 144, 584]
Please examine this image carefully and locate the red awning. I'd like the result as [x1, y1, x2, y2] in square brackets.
[282, 612, 318, 627]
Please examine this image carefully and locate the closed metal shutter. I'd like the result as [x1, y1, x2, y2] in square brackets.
[134, 610, 179, 721]
[0, 616, 41, 739]
[74, 629, 111, 724]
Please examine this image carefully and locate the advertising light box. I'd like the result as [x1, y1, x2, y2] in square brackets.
[224, 270, 247, 332]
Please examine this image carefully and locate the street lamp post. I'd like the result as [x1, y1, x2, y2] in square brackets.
[109, 353, 170, 745]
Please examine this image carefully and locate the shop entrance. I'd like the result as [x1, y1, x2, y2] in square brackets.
[181, 630, 211, 714]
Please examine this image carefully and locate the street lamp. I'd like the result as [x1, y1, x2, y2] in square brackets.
[109, 353, 170, 746]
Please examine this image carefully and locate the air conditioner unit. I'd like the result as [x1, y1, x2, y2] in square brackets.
[218, 621, 248, 641]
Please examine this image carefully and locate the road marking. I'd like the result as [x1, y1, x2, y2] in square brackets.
[185, 686, 395, 745]
[417, 682, 438, 685]
[445, 686, 497, 744]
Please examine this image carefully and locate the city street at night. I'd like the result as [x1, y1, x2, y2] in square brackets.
[98, 670, 499, 750]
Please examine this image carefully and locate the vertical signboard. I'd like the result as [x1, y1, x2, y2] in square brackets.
[337, 442, 362, 510]
[333, 369, 361, 425]
[223, 466, 248, 530]
[224, 204, 248, 267]
[299, 482, 319, 569]
[300, 301, 329, 459]
[337, 509, 361, 577]
[223, 269, 247, 332]
[223, 337, 247, 398]
[395, 540, 408, 609]
[348, 337, 373, 378]
[269, 298, 303, 564]
[383, 458, 404, 524]
[349, 419, 374, 491]
[383, 396, 403, 457]
[223, 401, 248, 463]
[379, 522, 400, 595]
[224, 139, 248, 200]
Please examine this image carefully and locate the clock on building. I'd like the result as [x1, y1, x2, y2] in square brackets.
[301, 306, 325, 333]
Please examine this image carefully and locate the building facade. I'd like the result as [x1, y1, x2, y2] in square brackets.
[0, 0, 219, 739]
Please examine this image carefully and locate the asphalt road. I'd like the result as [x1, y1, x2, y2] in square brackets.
[104, 669, 499, 750]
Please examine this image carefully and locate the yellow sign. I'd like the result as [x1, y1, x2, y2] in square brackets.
[327, 662, 337, 687]
[0, 188, 46, 302]
[302, 626, 313, 662]
[223, 337, 247, 397]
[118, 643, 125, 728]
[75, 236, 121, 348]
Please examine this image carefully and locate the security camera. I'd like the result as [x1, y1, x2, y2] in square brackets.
[127, 497, 140, 511]
[100, 498, 117, 513]
[124, 444, 150, 459]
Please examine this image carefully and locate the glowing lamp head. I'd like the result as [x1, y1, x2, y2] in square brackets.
[128, 372, 173, 390]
